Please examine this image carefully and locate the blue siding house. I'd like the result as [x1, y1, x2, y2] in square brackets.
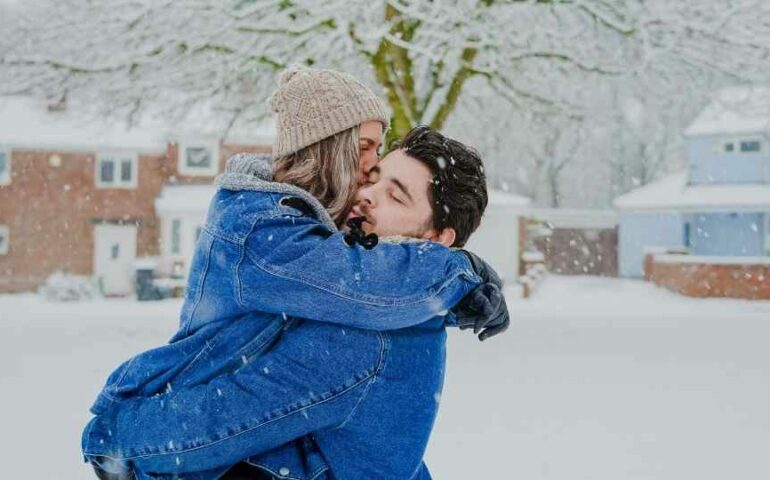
[615, 87, 770, 277]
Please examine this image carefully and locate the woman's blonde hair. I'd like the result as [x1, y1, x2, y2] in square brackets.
[272, 125, 360, 226]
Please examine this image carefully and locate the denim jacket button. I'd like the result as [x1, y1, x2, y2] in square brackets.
[279, 466, 291, 476]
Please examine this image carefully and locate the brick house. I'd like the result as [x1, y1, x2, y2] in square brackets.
[0, 96, 272, 295]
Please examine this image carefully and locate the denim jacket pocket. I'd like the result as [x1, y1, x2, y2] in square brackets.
[244, 436, 329, 480]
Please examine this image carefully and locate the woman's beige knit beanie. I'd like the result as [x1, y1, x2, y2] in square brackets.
[269, 67, 390, 158]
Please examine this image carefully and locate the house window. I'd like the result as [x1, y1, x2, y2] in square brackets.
[96, 153, 138, 188]
[0, 226, 8, 255]
[683, 222, 691, 248]
[0, 148, 10, 185]
[179, 141, 219, 176]
[721, 139, 763, 155]
[171, 219, 182, 254]
[740, 140, 761, 153]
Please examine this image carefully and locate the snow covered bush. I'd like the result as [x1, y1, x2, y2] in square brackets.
[38, 272, 100, 302]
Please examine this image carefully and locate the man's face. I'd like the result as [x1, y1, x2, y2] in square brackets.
[358, 121, 384, 186]
[349, 149, 435, 239]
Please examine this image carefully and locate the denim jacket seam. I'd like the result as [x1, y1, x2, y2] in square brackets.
[309, 465, 329, 480]
[336, 332, 390, 430]
[183, 231, 215, 337]
[174, 320, 284, 391]
[82, 415, 97, 453]
[120, 366, 378, 460]
[99, 355, 139, 402]
[203, 226, 239, 245]
[230, 320, 286, 373]
[166, 340, 215, 389]
[203, 192, 281, 244]
[247, 248, 471, 308]
[235, 213, 282, 308]
[308, 464, 330, 480]
[234, 241, 247, 306]
[204, 207, 279, 245]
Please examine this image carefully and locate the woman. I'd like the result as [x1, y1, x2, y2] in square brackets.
[83, 68, 505, 479]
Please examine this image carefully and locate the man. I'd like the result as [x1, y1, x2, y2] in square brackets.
[84, 126, 506, 479]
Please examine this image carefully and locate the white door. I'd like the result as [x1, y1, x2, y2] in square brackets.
[93, 224, 137, 296]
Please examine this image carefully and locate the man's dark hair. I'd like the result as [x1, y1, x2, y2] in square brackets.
[390, 125, 488, 247]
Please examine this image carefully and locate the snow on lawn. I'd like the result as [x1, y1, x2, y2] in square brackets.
[0, 295, 182, 480]
[2, 276, 770, 479]
[428, 275, 770, 479]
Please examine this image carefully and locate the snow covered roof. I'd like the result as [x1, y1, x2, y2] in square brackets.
[155, 184, 217, 215]
[614, 171, 770, 212]
[0, 96, 275, 153]
[488, 190, 531, 208]
[684, 86, 770, 137]
[0, 96, 168, 153]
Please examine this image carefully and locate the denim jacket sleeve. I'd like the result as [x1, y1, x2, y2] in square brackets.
[233, 210, 482, 330]
[82, 322, 385, 476]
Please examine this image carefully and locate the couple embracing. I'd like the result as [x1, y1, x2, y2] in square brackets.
[82, 67, 510, 480]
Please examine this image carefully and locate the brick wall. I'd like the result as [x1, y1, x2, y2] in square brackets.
[645, 255, 770, 299]
[0, 142, 270, 293]
[0, 150, 168, 292]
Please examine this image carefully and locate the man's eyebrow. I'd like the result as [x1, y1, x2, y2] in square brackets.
[390, 177, 413, 204]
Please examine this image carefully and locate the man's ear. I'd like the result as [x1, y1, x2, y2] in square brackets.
[426, 227, 456, 247]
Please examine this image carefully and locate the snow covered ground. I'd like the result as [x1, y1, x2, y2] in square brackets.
[2, 275, 770, 479]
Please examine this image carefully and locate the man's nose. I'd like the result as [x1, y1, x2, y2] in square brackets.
[357, 185, 375, 207]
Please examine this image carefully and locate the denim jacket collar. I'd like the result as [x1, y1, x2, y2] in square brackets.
[215, 153, 337, 230]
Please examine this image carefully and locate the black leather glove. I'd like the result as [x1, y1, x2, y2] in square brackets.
[452, 251, 510, 341]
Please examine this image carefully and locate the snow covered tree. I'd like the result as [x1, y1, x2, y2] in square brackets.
[3, 0, 770, 204]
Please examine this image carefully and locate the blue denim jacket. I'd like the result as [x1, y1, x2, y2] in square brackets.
[244, 317, 451, 480]
[82, 155, 480, 478]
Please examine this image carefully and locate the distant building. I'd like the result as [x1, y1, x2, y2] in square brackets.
[525, 209, 619, 277]
[614, 87, 770, 298]
[464, 191, 531, 283]
[0, 96, 272, 294]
